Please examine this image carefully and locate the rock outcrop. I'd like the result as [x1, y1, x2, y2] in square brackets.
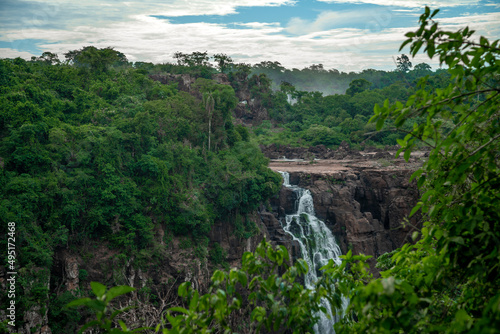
[149, 73, 271, 125]
[259, 142, 424, 160]
[268, 158, 422, 274]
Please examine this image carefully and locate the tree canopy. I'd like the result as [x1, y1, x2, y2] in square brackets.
[396, 54, 412, 73]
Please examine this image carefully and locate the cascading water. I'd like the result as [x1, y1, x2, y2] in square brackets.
[278, 171, 348, 334]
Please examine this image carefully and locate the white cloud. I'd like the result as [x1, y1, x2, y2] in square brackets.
[11, 0, 296, 18]
[0, 48, 36, 59]
[317, 0, 480, 8]
[1, 1, 498, 72]
[286, 8, 393, 34]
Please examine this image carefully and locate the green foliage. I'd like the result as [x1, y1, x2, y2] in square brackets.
[0, 49, 283, 330]
[374, 249, 398, 271]
[48, 291, 82, 334]
[209, 242, 228, 267]
[73, 241, 375, 334]
[213, 53, 233, 74]
[79, 269, 89, 282]
[346, 78, 372, 96]
[250, 57, 445, 95]
[173, 51, 214, 78]
[233, 214, 259, 240]
[64, 46, 128, 73]
[396, 54, 412, 73]
[67, 282, 140, 333]
[160, 240, 326, 333]
[179, 238, 193, 250]
[72, 240, 350, 333]
[361, 7, 500, 333]
[302, 125, 344, 146]
[251, 76, 436, 148]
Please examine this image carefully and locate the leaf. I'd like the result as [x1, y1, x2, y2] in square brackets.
[450, 237, 465, 245]
[376, 117, 385, 131]
[86, 299, 106, 313]
[168, 307, 189, 315]
[417, 174, 426, 188]
[118, 320, 128, 331]
[427, 42, 436, 58]
[67, 297, 93, 308]
[106, 285, 135, 302]
[251, 306, 266, 322]
[411, 40, 424, 57]
[399, 39, 413, 51]
[404, 149, 411, 162]
[189, 291, 199, 310]
[178, 282, 190, 298]
[238, 271, 248, 287]
[410, 203, 422, 217]
[91, 282, 107, 298]
[296, 259, 309, 275]
[455, 309, 471, 322]
[410, 169, 423, 182]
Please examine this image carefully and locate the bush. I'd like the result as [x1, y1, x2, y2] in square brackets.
[209, 242, 227, 267]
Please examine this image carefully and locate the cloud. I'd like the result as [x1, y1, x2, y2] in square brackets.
[317, 0, 480, 8]
[435, 12, 500, 37]
[0, 48, 36, 59]
[4, 0, 296, 20]
[286, 9, 393, 34]
[0, 1, 498, 72]
[2, 11, 498, 71]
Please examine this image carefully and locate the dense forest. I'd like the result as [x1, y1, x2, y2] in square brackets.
[1, 6, 499, 334]
[0, 45, 286, 332]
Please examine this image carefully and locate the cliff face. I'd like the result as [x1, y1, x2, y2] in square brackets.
[0, 215, 271, 334]
[266, 156, 422, 273]
[150, 73, 271, 125]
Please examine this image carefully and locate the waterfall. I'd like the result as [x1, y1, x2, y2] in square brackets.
[278, 171, 348, 334]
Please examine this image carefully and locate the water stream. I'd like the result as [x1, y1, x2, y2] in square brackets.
[278, 171, 348, 334]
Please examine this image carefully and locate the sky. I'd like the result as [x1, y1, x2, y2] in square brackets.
[0, 0, 499, 72]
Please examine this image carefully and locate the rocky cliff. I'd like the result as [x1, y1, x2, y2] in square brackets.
[265, 153, 422, 274]
[150, 73, 271, 125]
[0, 213, 275, 334]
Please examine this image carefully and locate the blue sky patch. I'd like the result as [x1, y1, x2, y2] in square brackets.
[0, 39, 46, 55]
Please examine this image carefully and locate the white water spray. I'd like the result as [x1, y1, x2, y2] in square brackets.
[278, 171, 348, 334]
